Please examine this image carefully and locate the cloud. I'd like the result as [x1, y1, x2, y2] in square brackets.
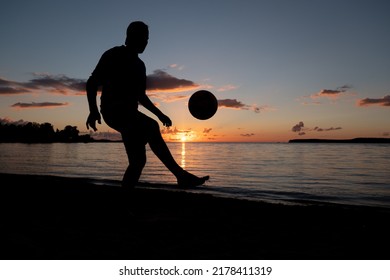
[307, 85, 353, 101]
[313, 126, 342, 132]
[1, 71, 200, 109]
[217, 99, 245, 109]
[0, 74, 86, 95]
[11, 102, 69, 109]
[160, 126, 195, 141]
[146, 70, 199, 93]
[313, 85, 352, 98]
[357, 95, 390, 107]
[240, 133, 255, 137]
[292, 121, 342, 136]
[318, 89, 344, 96]
[0, 117, 28, 126]
[218, 99, 260, 113]
[161, 126, 180, 135]
[203, 128, 212, 134]
[298, 85, 355, 105]
[292, 121, 304, 132]
[1, 72, 268, 116]
[0, 77, 32, 94]
[1, 70, 199, 96]
[29, 74, 86, 94]
[320, 89, 342, 95]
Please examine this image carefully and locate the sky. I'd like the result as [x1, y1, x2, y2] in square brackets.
[1, 0, 389, 142]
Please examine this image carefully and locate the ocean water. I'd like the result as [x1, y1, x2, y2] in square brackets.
[0, 142, 389, 208]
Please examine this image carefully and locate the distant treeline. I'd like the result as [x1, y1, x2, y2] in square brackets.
[0, 121, 94, 143]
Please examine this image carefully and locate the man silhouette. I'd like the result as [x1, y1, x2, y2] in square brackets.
[86, 21, 209, 189]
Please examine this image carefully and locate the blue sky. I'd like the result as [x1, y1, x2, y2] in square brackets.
[1, 0, 389, 141]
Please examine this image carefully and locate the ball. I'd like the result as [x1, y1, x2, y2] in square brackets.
[188, 90, 218, 120]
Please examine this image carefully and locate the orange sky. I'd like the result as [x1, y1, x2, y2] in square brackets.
[1, 1, 389, 142]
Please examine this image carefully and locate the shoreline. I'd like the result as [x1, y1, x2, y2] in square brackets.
[2, 171, 389, 209]
[1, 172, 390, 260]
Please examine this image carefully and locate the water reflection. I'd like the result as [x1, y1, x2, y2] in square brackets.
[181, 142, 186, 168]
[2, 143, 390, 207]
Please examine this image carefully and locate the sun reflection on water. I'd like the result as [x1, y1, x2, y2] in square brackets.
[180, 141, 186, 168]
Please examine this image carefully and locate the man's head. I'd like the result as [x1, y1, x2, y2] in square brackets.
[125, 21, 149, 53]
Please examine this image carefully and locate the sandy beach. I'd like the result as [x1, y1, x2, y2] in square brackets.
[1, 172, 389, 260]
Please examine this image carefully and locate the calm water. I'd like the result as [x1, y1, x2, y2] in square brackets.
[0, 142, 389, 208]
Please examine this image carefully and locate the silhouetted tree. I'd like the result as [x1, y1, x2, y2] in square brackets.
[57, 125, 79, 142]
[39, 122, 56, 142]
[0, 121, 93, 143]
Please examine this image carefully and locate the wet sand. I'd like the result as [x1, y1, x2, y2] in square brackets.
[1, 172, 389, 260]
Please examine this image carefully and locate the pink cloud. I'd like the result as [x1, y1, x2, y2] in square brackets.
[218, 99, 260, 113]
[11, 102, 69, 109]
[357, 95, 390, 107]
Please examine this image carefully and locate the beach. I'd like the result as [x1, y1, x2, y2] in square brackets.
[1, 172, 389, 260]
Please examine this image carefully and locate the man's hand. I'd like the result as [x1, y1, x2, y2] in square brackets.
[158, 114, 172, 127]
[86, 111, 102, 131]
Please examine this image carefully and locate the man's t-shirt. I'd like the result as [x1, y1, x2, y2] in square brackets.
[90, 45, 146, 116]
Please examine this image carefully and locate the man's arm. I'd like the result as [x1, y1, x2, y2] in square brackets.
[139, 93, 172, 127]
[86, 75, 101, 131]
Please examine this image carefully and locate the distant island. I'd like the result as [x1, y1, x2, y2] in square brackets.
[0, 120, 108, 143]
[289, 138, 390, 143]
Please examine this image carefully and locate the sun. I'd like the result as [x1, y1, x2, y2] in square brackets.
[181, 135, 187, 142]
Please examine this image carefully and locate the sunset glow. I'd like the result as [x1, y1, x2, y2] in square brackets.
[1, 1, 389, 142]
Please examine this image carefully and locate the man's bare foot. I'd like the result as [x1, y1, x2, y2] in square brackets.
[177, 171, 209, 188]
